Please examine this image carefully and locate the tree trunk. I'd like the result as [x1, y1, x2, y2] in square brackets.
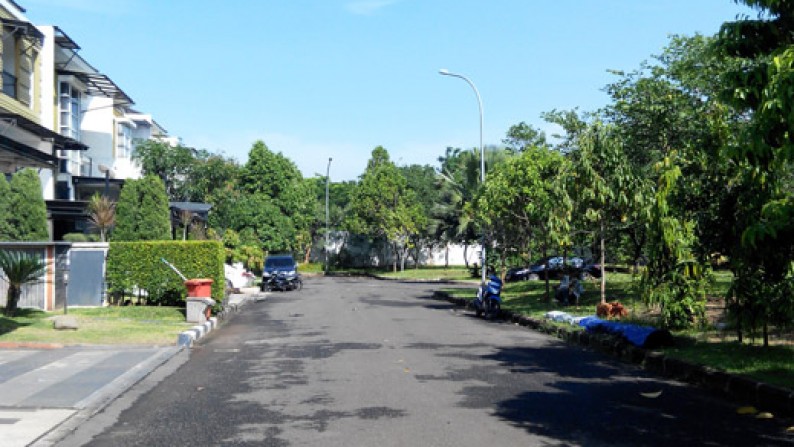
[444, 243, 449, 268]
[463, 244, 469, 269]
[600, 220, 606, 304]
[543, 241, 550, 303]
[4, 285, 20, 317]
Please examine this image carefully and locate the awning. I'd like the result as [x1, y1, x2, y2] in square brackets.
[0, 112, 87, 151]
[0, 133, 57, 167]
[53, 26, 80, 51]
[46, 199, 88, 218]
[59, 70, 133, 105]
[0, 17, 44, 46]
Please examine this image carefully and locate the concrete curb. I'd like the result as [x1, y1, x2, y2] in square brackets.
[434, 290, 794, 416]
[177, 294, 252, 347]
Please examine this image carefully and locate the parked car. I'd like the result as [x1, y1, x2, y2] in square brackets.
[505, 256, 596, 282]
[261, 255, 298, 292]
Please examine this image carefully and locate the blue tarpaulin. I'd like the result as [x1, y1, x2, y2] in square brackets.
[578, 316, 672, 348]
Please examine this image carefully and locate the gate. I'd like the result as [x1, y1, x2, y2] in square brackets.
[66, 248, 106, 307]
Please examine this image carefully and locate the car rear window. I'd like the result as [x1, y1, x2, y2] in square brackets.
[266, 257, 295, 268]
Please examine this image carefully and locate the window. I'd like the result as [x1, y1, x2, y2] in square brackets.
[59, 81, 81, 140]
[116, 121, 133, 159]
[2, 33, 18, 98]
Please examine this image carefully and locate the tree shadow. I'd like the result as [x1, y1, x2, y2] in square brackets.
[0, 308, 40, 335]
[412, 341, 794, 446]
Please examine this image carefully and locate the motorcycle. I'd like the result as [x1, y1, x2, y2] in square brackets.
[471, 275, 503, 319]
[262, 271, 302, 292]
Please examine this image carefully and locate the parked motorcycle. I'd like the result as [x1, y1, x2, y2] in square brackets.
[262, 271, 302, 292]
[471, 275, 503, 319]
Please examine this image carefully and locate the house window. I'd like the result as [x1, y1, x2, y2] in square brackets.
[117, 121, 133, 159]
[59, 81, 81, 140]
[1, 31, 36, 106]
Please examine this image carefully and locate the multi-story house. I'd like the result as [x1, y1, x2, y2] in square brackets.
[0, 0, 85, 206]
[36, 23, 172, 240]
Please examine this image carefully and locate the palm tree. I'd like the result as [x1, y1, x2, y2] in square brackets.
[87, 193, 115, 242]
[0, 250, 47, 317]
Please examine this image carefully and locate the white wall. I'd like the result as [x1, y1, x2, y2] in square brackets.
[80, 95, 114, 176]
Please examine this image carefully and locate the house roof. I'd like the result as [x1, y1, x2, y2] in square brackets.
[59, 70, 134, 106]
[0, 17, 43, 45]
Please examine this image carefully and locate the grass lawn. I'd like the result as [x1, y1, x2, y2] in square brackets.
[0, 306, 193, 346]
[440, 269, 794, 390]
[378, 266, 476, 281]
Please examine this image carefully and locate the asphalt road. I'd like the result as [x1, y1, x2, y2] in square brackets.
[62, 276, 792, 446]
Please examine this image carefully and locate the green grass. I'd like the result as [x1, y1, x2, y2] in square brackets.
[378, 266, 476, 281]
[442, 270, 794, 390]
[0, 306, 192, 346]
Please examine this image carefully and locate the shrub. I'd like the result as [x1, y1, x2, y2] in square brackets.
[107, 240, 225, 304]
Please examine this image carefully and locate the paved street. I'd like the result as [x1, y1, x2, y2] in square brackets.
[52, 277, 794, 446]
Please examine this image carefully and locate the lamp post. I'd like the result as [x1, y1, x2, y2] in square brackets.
[325, 157, 332, 274]
[439, 68, 486, 283]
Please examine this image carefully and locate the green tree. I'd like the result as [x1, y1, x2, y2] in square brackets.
[639, 153, 710, 329]
[8, 169, 48, 241]
[400, 163, 439, 267]
[0, 174, 13, 240]
[503, 122, 549, 152]
[476, 146, 570, 301]
[0, 250, 47, 317]
[567, 123, 640, 303]
[239, 140, 314, 256]
[113, 175, 172, 241]
[133, 140, 198, 201]
[714, 0, 794, 344]
[348, 147, 425, 271]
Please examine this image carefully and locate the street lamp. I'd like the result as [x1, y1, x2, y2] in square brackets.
[325, 157, 332, 274]
[438, 68, 486, 283]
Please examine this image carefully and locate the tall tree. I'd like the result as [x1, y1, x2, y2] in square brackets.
[503, 122, 549, 152]
[476, 146, 570, 301]
[400, 163, 439, 267]
[347, 147, 425, 271]
[8, 169, 48, 241]
[714, 0, 794, 344]
[133, 140, 198, 201]
[567, 123, 638, 303]
[238, 140, 314, 256]
[113, 175, 172, 241]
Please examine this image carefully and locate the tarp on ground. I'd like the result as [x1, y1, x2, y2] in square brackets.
[578, 316, 673, 348]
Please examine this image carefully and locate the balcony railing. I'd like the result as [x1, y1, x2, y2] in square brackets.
[2, 71, 16, 98]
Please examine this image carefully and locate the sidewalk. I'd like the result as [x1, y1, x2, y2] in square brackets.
[0, 288, 260, 446]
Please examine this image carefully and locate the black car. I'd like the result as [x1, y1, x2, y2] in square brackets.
[260, 255, 298, 291]
[505, 256, 600, 282]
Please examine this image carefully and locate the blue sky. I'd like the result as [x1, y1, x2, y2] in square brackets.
[24, 0, 754, 181]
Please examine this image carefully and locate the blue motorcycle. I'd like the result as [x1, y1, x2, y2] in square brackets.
[471, 275, 503, 319]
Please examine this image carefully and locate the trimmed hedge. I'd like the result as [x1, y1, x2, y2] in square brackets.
[107, 241, 225, 304]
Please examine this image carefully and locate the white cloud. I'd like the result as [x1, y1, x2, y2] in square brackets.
[345, 0, 400, 15]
